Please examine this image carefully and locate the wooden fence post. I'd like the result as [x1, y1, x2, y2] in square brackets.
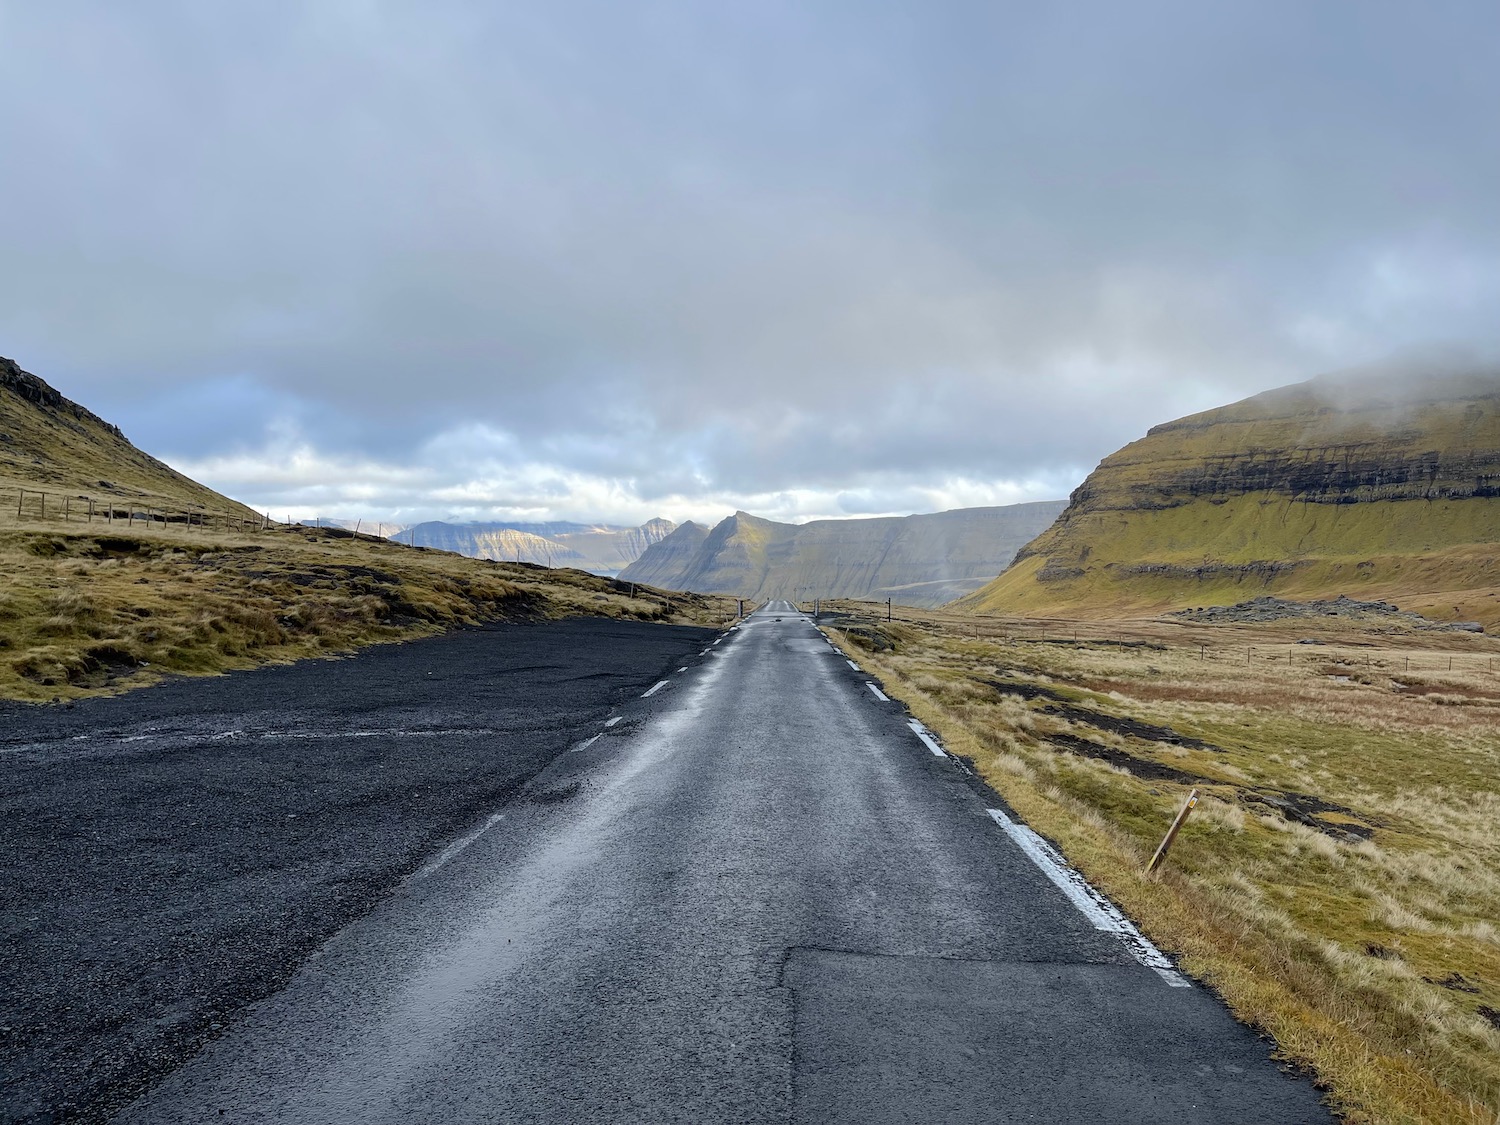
[1147, 789, 1200, 874]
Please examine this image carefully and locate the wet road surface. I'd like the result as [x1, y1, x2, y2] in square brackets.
[112, 602, 1331, 1123]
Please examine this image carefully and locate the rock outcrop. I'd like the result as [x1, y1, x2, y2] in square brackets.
[618, 502, 1066, 606]
[960, 363, 1500, 627]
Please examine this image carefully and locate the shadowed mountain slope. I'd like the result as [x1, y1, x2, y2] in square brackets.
[616, 520, 709, 587]
[619, 503, 1067, 606]
[959, 363, 1500, 628]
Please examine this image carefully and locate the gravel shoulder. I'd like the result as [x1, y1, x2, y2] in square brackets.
[0, 616, 717, 1124]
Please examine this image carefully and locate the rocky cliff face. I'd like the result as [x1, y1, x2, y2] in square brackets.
[551, 517, 676, 573]
[618, 502, 1066, 606]
[962, 365, 1500, 626]
[1054, 368, 1500, 518]
[618, 521, 710, 587]
[405, 518, 676, 575]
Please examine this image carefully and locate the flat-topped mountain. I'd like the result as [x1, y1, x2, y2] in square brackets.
[404, 518, 675, 575]
[960, 364, 1500, 627]
[0, 356, 260, 520]
[618, 502, 1067, 606]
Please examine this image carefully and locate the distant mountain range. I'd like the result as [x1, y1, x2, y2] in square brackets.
[618, 503, 1067, 607]
[961, 364, 1500, 629]
[400, 518, 676, 576]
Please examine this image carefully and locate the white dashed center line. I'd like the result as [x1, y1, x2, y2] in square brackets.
[846, 659, 861, 671]
[571, 734, 601, 753]
[604, 717, 622, 728]
[641, 680, 669, 698]
[866, 683, 889, 702]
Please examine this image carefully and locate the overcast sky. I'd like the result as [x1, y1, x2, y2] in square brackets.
[3, 1, 1498, 527]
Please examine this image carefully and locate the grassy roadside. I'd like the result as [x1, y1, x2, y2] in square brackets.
[819, 602, 1500, 1125]
[0, 524, 734, 702]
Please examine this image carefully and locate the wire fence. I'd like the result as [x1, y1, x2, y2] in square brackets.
[3, 484, 282, 536]
[810, 601, 1498, 677]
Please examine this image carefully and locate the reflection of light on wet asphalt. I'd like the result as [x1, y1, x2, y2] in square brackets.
[413, 812, 507, 881]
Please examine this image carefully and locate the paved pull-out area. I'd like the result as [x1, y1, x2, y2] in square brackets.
[0, 617, 717, 1124]
[109, 601, 1331, 1123]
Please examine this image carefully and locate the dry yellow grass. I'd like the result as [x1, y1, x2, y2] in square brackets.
[0, 522, 734, 702]
[821, 600, 1500, 1125]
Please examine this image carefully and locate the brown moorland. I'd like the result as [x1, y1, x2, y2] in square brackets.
[820, 598, 1500, 1125]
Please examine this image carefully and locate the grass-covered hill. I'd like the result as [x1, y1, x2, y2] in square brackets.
[0, 357, 730, 701]
[620, 502, 1067, 607]
[1, 356, 263, 523]
[959, 364, 1500, 628]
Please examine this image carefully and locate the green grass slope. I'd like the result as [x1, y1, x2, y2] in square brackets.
[959, 364, 1500, 628]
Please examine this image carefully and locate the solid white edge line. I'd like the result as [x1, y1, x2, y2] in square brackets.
[604, 717, 622, 727]
[907, 718, 947, 757]
[985, 808, 1190, 988]
[641, 680, 669, 697]
[865, 682, 889, 702]
[571, 733, 602, 754]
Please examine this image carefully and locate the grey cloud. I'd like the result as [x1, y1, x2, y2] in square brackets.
[3, 1, 1499, 518]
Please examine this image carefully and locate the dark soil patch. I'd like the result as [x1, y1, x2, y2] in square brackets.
[1424, 972, 1481, 994]
[1035, 724, 1374, 841]
[1045, 732, 1207, 784]
[1240, 790, 1376, 841]
[985, 679, 1224, 752]
[982, 678, 1073, 704]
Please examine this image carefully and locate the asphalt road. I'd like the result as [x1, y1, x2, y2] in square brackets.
[109, 601, 1331, 1124]
[1, 616, 717, 1124]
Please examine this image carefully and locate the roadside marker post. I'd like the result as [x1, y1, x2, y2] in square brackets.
[1147, 789, 1199, 875]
